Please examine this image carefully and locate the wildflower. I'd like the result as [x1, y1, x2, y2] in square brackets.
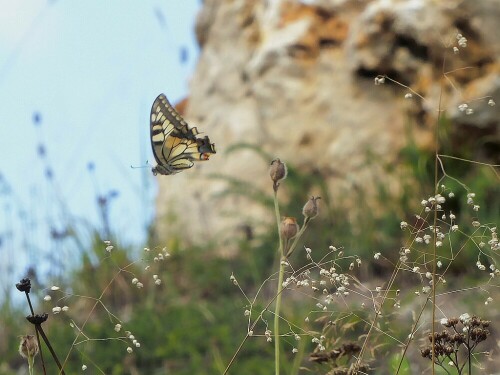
[400, 221, 408, 229]
[131, 278, 138, 285]
[19, 335, 39, 359]
[106, 245, 113, 252]
[43, 295, 51, 301]
[62, 306, 69, 312]
[230, 274, 238, 285]
[52, 306, 62, 314]
[50, 285, 60, 291]
[453, 46, 459, 54]
[404, 93, 412, 99]
[459, 313, 471, 323]
[280, 217, 299, 241]
[488, 99, 495, 106]
[82, 364, 87, 370]
[127, 347, 133, 354]
[374, 75, 385, 85]
[374, 252, 381, 259]
[302, 196, 321, 220]
[114, 324, 122, 332]
[269, 158, 287, 191]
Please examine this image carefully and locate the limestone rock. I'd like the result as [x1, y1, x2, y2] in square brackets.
[154, 0, 500, 252]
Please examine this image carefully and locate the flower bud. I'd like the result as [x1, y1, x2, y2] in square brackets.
[302, 196, 321, 219]
[18, 335, 39, 359]
[269, 159, 287, 191]
[280, 217, 299, 241]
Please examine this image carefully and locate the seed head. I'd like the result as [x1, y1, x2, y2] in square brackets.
[18, 335, 39, 359]
[269, 158, 287, 191]
[302, 196, 321, 220]
[280, 217, 299, 241]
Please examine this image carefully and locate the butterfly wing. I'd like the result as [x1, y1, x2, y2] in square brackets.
[150, 94, 216, 175]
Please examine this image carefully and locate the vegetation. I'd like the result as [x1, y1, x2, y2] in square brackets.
[1, 31, 499, 375]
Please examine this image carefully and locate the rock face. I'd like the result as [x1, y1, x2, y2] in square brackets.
[154, 0, 500, 252]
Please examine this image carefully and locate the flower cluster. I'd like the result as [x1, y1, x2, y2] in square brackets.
[421, 315, 491, 371]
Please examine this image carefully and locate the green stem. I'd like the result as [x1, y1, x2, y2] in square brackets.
[274, 257, 285, 375]
[28, 356, 35, 375]
[273, 189, 283, 375]
[274, 190, 282, 257]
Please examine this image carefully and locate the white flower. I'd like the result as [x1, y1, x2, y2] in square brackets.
[131, 278, 138, 285]
[82, 364, 87, 371]
[44, 295, 52, 301]
[440, 318, 448, 325]
[404, 93, 412, 99]
[154, 279, 161, 285]
[105, 245, 113, 252]
[127, 347, 133, 354]
[50, 286, 60, 291]
[459, 313, 470, 323]
[488, 99, 495, 106]
[114, 324, 122, 332]
[62, 306, 69, 312]
[52, 306, 62, 314]
[292, 348, 298, 353]
[136, 282, 144, 288]
[374, 252, 381, 259]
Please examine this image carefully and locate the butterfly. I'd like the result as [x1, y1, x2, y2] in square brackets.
[150, 94, 216, 176]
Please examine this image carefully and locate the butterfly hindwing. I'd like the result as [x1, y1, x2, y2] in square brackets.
[150, 94, 216, 176]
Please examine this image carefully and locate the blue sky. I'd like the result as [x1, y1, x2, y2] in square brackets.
[0, 0, 200, 284]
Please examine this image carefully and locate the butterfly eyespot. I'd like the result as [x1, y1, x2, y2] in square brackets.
[150, 94, 216, 176]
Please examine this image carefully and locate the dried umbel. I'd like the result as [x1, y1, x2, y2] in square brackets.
[19, 335, 39, 359]
[302, 196, 321, 220]
[269, 158, 287, 191]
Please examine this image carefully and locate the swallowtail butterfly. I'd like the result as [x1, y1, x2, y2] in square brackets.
[150, 94, 216, 176]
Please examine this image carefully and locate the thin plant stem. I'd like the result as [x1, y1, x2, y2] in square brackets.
[274, 257, 285, 375]
[273, 189, 283, 375]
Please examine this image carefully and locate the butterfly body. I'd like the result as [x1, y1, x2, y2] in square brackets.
[150, 94, 216, 176]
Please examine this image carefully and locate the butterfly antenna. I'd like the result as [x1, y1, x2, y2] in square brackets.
[130, 160, 150, 169]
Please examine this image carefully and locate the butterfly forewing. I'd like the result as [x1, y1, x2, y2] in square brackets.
[150, 94, 216, 176]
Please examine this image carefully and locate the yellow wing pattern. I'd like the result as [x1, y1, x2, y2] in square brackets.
[150, 94, 216, 176]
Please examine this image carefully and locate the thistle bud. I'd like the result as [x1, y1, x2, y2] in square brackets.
[302, 196, 321, 219]
[18, 335, 39, 359]
[280, 217, 299, 241]
[269, 159, 287, 191]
